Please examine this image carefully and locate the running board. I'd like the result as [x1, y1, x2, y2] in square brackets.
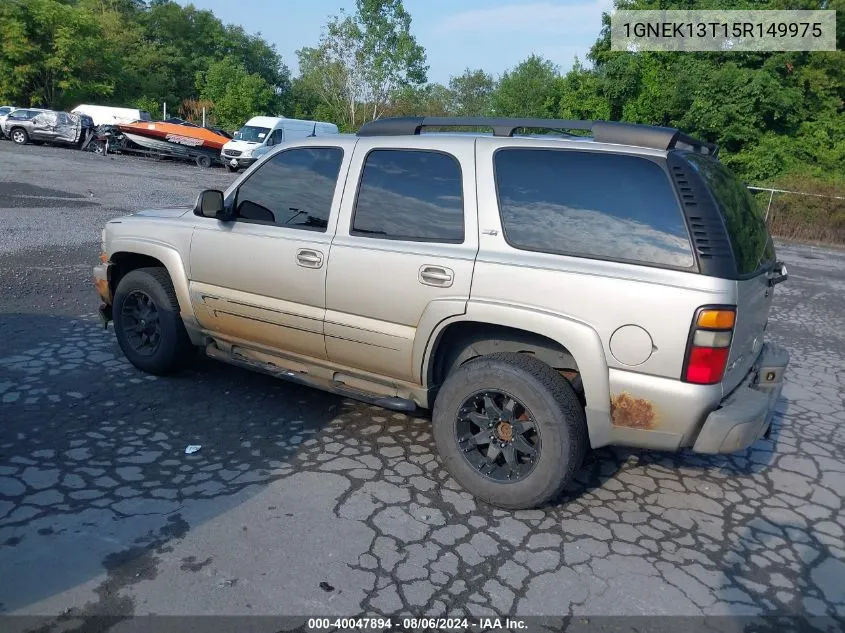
[204, 343, 418, 413]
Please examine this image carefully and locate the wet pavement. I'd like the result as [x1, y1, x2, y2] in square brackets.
[1, 144, 844, 630]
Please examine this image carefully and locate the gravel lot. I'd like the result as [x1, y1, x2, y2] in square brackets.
[1, 140, 844, 631]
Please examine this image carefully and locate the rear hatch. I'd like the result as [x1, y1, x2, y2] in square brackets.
[685, 154, 778, 395]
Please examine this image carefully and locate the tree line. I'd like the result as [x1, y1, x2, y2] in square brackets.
[0, 0, 843, 197]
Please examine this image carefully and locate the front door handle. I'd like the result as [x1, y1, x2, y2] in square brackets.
[296, 249, 324, 269]
[419, 265, 454, 287]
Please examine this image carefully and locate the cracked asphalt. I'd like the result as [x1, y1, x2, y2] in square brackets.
[1, 141, 845, 631]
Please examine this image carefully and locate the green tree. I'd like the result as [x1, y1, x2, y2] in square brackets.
[386, 83, 452, 117]
[0, 0, 119, 108]
[357, 0, 428, 119]
[298, 0, 428, 128]
[491, 55, 560, 118]
[297, 33, 363, 130]
[558, 0, 845, 188]
[196, 56, 275, 130]
[448, 69, 496, 116]
[556, 59, 609, 120]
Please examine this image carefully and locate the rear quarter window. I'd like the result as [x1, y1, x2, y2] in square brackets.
[684, 154, 775, 275]
[494, 149, 695, 268]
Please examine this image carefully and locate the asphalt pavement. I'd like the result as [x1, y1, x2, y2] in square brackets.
[1, 140, 844, 632]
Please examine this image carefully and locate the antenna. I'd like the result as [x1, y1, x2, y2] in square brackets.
[309, 122, 317, 137]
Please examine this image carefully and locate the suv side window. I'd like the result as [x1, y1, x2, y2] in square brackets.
[234, 147, 343, 232]
[495, 149, 695, 268]
[351, 149, 464, 243]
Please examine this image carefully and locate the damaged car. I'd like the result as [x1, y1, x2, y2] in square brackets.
[4, 110, 95, 148]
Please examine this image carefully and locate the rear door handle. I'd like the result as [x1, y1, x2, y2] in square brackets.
[419, 265, 454, 287]
[296, 249, 324, 269]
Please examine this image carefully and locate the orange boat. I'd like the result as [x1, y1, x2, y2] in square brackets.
[117, 119, 230, 151]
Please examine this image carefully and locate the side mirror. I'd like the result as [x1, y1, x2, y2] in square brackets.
[194, 189, 225, 218]
[768, 261, 788, 286]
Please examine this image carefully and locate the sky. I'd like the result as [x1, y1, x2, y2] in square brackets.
[178, 0, 613, 84]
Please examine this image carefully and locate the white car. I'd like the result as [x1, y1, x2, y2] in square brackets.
[220, 116, 339, 172]
[0, 106, 17, 138]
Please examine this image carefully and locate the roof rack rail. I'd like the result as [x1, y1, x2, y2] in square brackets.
[357, 116, 718, 156]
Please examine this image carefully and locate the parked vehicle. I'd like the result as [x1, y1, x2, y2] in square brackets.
[93, 116, 789, 509]
[4, 109, 94, 147]
[221, 116, 339, 172]
[82, 125, 127, 155]
[0, 106, 16, 138]
[1, 108, 49, 141]
[115, 120, 231, 168]
[71, 104, 152, 126]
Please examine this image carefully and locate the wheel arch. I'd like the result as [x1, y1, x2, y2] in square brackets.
[422, 305, 613, 448]
[108, 240, 195, 324]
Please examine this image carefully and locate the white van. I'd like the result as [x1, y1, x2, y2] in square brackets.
[71, 104, 152, 126]
[221, 116, 339, 172]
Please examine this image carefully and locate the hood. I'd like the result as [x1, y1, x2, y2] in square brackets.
[131, 208, 192, 219]
[223, 139, 262, 153]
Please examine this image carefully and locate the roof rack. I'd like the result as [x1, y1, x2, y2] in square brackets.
[356, 116, 718, 156]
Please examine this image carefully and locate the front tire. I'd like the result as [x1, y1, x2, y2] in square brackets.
[113, 267, 193, 375]
[88, 140, 106, 154]
[195, 154, 212, 168]
[10, 128, 28, 145]
[432, 352, 587, 510]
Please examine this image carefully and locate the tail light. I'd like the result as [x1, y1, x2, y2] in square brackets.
[683, 307, 736, 385]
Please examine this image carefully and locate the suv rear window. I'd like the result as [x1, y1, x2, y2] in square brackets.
[494, 149, 695, 268]
[684, 154, 775, 275]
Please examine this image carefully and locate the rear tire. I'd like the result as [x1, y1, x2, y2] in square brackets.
[113, 267, 194, 375]
[195, 154, 212, 168]
[10, 128, 28, 145]
[432, 352, 587, 509]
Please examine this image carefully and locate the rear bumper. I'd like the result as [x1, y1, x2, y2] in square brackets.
[692, 342, 789, 454]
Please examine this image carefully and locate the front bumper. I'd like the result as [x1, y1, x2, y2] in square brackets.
[93, 262, 111, 304]
[692, 342, 789, 454]
[93, 262, 113, 327]
[225, 156, 256, 169]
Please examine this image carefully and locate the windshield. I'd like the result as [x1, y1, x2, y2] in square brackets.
[234, 125, 271, 143]
[0, 107, 11, 116]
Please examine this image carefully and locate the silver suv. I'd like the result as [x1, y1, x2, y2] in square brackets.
[3, 109, 93, 146]
[93, 117, 789, 509]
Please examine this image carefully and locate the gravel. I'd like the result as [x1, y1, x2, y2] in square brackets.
[0, 139, 236, 255]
